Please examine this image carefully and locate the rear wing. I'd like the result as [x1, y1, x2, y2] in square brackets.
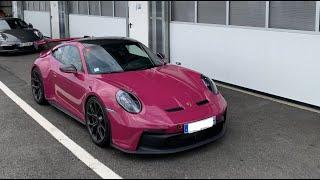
[35, 37, 80, 50]
[37, 36, 93, 57]
[36, 37, 81, 58]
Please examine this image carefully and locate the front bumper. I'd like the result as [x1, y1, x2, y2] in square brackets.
[112, 114, 227, 154]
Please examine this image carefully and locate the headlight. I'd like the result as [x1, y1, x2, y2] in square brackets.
[201, 74, 218, 94]
[0, 33, 8, 41]
[116, 90, 142, 114]
[33, 30, 43, 38]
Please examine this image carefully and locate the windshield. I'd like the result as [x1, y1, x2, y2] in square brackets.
[83, 41, 164, 74]
[4, 19, 29, 30]
[0, 20, 10, 31]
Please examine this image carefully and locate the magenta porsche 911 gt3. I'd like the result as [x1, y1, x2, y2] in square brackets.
[30, 37, 227, 154]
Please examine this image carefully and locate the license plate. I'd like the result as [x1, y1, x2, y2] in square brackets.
[184, 116, 216, 134]
[19, 42, 34, 47]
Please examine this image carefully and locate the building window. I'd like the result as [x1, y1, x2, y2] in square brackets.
[230, 1, 266, 27]
[114, 1, 127, 17]
[68, 1, 127, 18]
[27, 1, 33, 11]
[45, 1, 50, 11]
[33, 1, 39, 11]
[89, 1, 100, 16]
[100, 1, 113, 16]
[269, 1, 316, 31]
[198, 1, 226, 25]
[171, 1, 195, 22]
[40, 1, 48, 11]
[69, 1, 78, 14]
[78, 1, 89, 15]
[24, 1, 50, 12]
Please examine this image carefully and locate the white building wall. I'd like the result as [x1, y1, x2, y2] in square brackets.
[69, 15, 127, 37]
[170, 22, 320, 107]
[23, 10, 51, 37]
[128, 1, 149, 46]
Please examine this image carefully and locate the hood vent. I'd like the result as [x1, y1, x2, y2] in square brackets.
[196, 99, 209, 106]
[165, 107, 184, 112]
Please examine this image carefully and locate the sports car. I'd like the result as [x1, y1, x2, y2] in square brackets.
[31, 37, 227, 154]
[0, 17, 46, 54]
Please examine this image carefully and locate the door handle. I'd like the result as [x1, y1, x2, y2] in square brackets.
[176, 62, 182, 65]
[129, 23, 133, 29]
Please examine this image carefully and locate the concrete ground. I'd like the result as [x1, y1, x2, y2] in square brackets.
[0, 52, 319, 178]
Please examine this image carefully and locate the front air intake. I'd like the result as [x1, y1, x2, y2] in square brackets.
[165, 107, 184, 112]
[196, 99, 209, 106]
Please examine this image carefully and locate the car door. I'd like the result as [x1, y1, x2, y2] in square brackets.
[46, 46, 63, 101]
[53, 45, 87, 120]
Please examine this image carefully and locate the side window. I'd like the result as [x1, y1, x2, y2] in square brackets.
[57, 46, 83, 71]
[18, 19, 28, 28]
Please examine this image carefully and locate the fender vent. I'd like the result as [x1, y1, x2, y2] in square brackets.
[165, 107, 184, 112]
[196, 99, 209, 106]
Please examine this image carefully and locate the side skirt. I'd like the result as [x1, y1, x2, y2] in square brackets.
[48, 100, 86, 125]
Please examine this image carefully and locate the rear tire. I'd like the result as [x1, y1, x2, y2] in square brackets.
[31, 68, 47, 105]
[85, 97, 110, 147]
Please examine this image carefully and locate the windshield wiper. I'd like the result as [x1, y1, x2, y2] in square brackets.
[139, 66, 156, 70]
[125, 65, 156, 72]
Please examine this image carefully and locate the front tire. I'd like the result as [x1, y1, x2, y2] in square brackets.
[85, 97, 110, 147]
[31, 68, 47, 105]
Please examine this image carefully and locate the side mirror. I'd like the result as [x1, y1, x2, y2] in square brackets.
[28, 23, 33, 28]
[59, 64, 77, 74]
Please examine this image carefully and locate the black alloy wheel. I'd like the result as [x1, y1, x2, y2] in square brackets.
[86, 97, 110, 147]
[31, 68, 47, 104]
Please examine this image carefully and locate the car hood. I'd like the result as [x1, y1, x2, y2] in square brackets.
[2, 28, 41, 42]
[98, 65, 209, 111]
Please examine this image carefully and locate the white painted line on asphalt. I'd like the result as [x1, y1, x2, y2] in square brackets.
[216, 82, 320, 114]
[0, 81, 122, 179]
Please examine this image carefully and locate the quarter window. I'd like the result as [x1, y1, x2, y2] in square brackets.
[52, 47, 64, 62]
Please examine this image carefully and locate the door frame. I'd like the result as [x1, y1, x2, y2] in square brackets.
[128, 1, 149, 46]
[148, 1, 170, 61]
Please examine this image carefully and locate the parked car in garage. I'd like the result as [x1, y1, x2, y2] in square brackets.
[0, 17, 47, 54]
[30, 37, 228, 154]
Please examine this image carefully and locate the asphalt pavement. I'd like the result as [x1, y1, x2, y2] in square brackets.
[0, 52, 319, 178]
